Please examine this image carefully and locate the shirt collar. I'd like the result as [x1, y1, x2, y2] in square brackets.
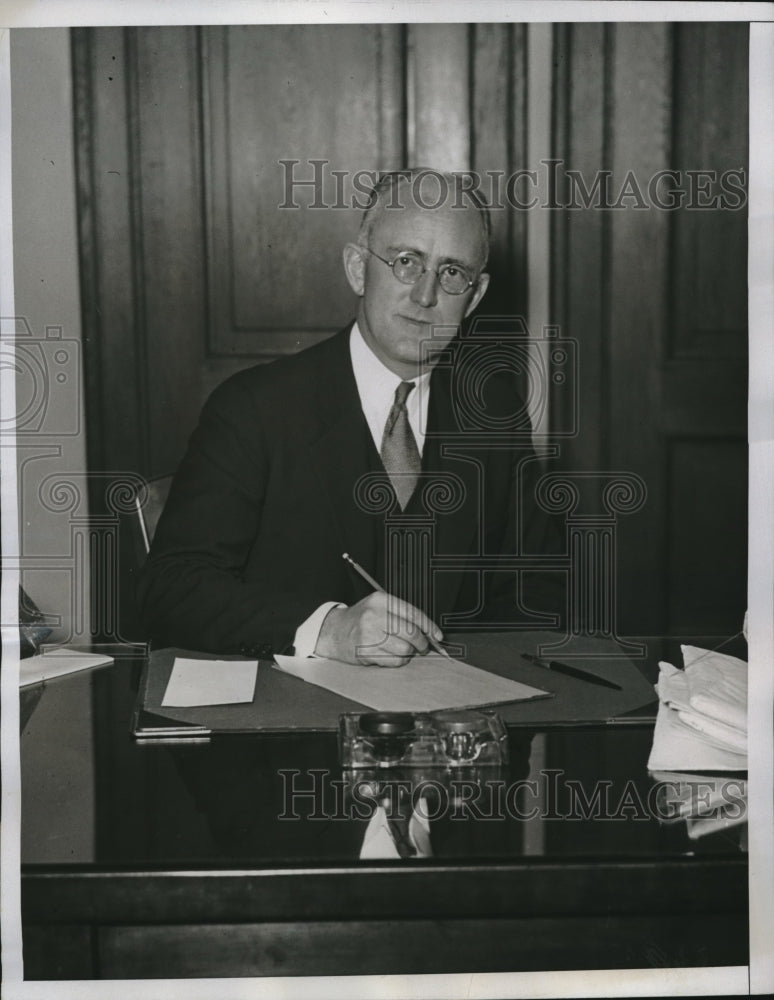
[349, 321, 432, 395]
[349, 321, 432, 453]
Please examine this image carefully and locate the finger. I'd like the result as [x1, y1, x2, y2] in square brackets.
[382, 597, 442, 647]
[386, 620, 430, 655]
[369, 651, 413, 668]
[361, 592, 442, 652]
[357, 644, 412, 668]
[378, 634, 417, 658]
[352, 631, 412, 663]
[388, 595, 444, 641]
[357, 596, 426, 651]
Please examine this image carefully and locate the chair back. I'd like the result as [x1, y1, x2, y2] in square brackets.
[132, 475, 173, 556]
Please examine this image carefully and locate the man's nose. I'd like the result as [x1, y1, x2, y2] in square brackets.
[410, 267, 440, 308]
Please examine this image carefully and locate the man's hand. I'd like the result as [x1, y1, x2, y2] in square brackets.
[314, 592, 444, 667]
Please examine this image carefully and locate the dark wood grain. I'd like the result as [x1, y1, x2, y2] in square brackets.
[202, 25, 398, 356]
[23, 924, 96, 980]
[134, 27, 206, 477]
[551, 22, 608, 473]
[93, 912, 748, 978]
[471, 23, 529, 319]
[551, 23, 748, 636]
[670, 23, 748, 355]
[22, 651, 748, 980]
[22, 859, 748, 924]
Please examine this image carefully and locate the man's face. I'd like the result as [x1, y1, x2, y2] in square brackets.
[344, 196, 489, 379]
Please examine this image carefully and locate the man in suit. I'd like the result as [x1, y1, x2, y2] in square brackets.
[139, 169, 560, 662]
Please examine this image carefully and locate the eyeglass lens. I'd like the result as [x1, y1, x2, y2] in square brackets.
[392, 253, 472, 295]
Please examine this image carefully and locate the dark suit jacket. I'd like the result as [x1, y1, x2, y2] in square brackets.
[138, 327, 562, 656]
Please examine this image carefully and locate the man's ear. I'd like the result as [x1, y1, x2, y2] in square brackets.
[464, 272, 490, 317]
[343, 243, 367, 296]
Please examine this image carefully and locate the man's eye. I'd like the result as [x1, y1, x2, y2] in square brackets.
[397, 255, 415, 266]
[445, 265, 460, 277]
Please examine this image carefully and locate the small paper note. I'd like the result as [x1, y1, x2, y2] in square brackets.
[162, 657, 258, 707]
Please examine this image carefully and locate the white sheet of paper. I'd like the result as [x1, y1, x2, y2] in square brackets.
[272, 652, 548, 712]
[162, 657, 258, 708]
[647, 699, 748, 772]
[19, 649, 114, 688]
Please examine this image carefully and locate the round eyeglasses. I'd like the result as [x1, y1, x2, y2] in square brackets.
[364, 248, 478, 295]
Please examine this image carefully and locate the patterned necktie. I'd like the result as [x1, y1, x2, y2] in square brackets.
[381, 381, 421, 509]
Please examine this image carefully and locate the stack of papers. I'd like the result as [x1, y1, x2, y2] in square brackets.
[650, 770, 748, 841]
[647, 645, 747, 772]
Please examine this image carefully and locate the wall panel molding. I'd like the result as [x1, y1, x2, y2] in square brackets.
[72, 23, 748, 638]
[408, 24, 470, 170]
[201, 24, 404, 359]
[76, 23, 536, 483]
[550, 22, 748, 634]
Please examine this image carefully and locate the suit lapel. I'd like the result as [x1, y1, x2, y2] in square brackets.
[307, 330, 382, 602]
[414, 363, 481, 617]
[307, 330, 480, 616]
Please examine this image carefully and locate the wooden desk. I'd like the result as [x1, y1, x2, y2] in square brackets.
[20, 640, 748, 979]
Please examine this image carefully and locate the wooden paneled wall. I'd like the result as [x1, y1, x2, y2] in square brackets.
[551, 23, 747, 634]
[73, 23, 748, 638]
[72, 24, 530, 481]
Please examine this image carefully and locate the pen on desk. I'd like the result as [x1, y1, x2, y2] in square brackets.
[521, 652, 622, 691]
[342, 552, 450, 658]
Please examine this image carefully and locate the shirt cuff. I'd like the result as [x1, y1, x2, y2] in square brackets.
[293, 601, 346, 658]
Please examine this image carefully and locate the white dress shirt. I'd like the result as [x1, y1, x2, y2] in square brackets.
[349, 320, 432, 456]
[292, 322, 433, 656]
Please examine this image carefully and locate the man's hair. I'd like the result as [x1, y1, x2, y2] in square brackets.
[357, 167, 492, 269]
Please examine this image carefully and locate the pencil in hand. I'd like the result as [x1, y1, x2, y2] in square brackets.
[342, 553, 450, 658]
